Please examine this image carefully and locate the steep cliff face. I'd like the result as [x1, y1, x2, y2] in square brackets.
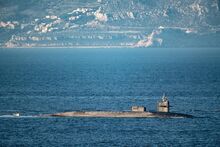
[0, 0, 220, 48]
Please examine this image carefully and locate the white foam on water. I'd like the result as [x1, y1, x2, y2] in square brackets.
[0, 114, 41, 118]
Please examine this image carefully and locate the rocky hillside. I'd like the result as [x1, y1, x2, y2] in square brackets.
[0, 0, 220, 48]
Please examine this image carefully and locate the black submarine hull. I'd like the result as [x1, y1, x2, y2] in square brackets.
[49, 111, 193, 118]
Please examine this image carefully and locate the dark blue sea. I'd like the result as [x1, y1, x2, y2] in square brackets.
[0, 48, 220, 146]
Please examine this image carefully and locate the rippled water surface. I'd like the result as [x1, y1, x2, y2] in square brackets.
[0, 48, 220, 146]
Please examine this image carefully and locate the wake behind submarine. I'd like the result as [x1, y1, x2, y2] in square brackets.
[50, 94, 193, 118]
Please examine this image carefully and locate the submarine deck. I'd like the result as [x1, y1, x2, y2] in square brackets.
[50, 111, 192, 118]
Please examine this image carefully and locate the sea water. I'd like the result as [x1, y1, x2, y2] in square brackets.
[0, 48, 219, 146]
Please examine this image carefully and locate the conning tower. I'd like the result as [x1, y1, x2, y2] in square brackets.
[157, 93, 169, 112]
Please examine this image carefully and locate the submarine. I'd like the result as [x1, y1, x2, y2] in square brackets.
[50, 94, 193, 118]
